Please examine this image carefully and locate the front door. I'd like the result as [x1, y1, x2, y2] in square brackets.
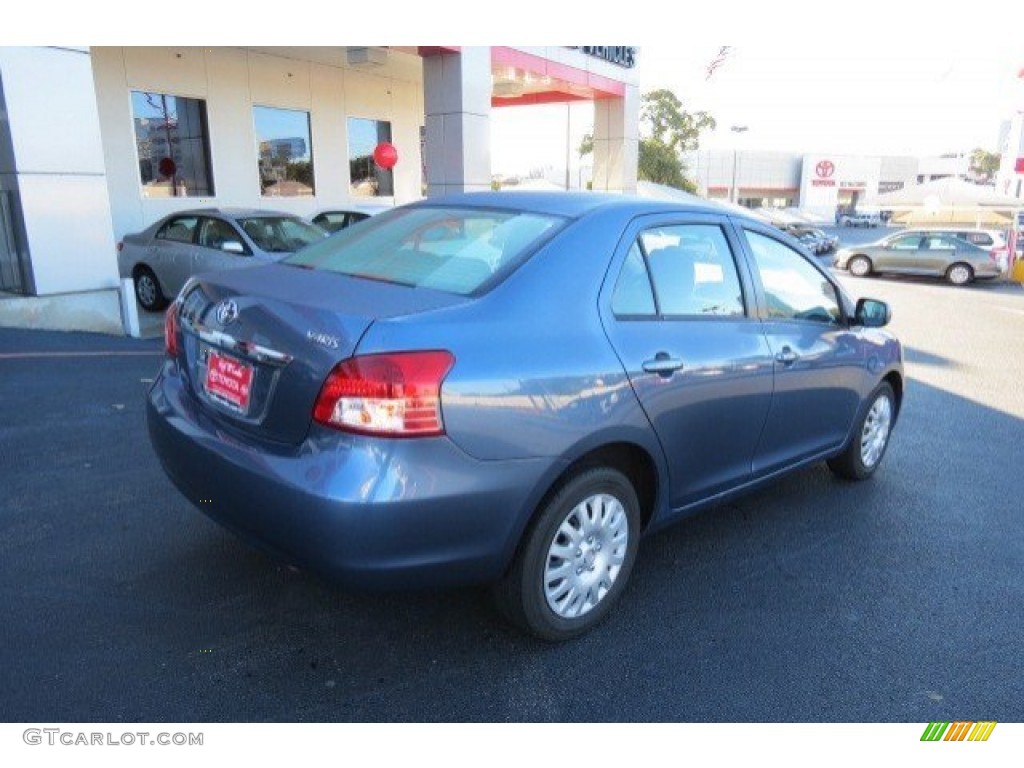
[738, 227, 865, 475]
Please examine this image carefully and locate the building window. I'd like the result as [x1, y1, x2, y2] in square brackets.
[131, 92, 214, 198]
[254, 106, 315, 197]
[348, 117, 394, 197]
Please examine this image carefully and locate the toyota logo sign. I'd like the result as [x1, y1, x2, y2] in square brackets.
[816, 160, 835, 178]
[215, 299, 239, 326]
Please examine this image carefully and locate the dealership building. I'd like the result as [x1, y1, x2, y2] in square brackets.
[0, 46, 640, 334]
[685, 149, 984, 218]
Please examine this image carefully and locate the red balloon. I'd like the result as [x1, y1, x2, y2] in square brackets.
[158, 157, 177, 177]
[373, 142, 398, 170]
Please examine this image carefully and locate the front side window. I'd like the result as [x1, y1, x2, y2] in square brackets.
[745, 230, 841, 324]
[237, 217, 326, 254]
[131, 92, 214, 198]
[197, 218, 247, 253]
[254, 107, 315, 197]
[348, 118, 394, 198]
[286, 207, 565, 296]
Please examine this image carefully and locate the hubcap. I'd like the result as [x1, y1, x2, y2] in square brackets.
[137, 274, 157, 306]
[851, 258, 869, 276]
[544, 493, 629, 619]
[860, 394, 893, 469]
[950, 265, 970, 285]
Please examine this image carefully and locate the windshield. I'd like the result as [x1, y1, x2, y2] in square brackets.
[284, 206, 567, 295]
[238, 217, 327, 253]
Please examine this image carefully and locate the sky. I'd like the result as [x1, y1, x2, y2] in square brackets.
[491, 42, 1024, 177]
[4, 1, 1023, 179]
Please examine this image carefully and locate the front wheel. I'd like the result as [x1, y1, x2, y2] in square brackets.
[493, 467, 641, 642]
[134, 267, 168, 312]
[828, 383, 895, 481]
[848, 255, 873, 277]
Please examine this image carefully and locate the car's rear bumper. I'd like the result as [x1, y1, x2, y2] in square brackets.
[147, 361, 553, 589]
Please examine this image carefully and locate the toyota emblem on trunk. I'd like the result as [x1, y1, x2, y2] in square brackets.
[215, 299, 239, 326]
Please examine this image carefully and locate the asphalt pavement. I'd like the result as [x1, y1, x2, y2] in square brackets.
[1, 262, 1023, 722]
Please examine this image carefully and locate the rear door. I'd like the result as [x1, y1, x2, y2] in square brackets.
[917, 234, 959, 274]
[152, 215, 199, 295]
[600, 213, 774, 509]
[737, 225, 865, 474]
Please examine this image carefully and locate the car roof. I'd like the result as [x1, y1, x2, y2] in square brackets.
[166, 208, 303, 219]
[411, 190, 759, 222]
[315, 204, 392, 215]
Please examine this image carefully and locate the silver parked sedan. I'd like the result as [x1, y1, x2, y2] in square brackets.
[118, 209, 328, 311]
[834, 230, 1001, 286]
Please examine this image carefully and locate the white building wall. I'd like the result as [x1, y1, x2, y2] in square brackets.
[91, 47, 426, 243]
[0, 46, 118, 296]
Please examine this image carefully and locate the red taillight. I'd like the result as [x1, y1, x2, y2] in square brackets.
[164, 305, 180, 357]
[313, 351, 455, 437]
[117, 241, 124, 253]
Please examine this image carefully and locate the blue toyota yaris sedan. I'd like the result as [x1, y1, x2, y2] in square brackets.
[148, 192, 903, 641]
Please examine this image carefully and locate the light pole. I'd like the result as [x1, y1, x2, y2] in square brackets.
[730, 125, 748, 204]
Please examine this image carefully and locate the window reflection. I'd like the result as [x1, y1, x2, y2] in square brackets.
[254, 106, 315, 197]
[131, 92, 214, 198]
[348, 117, 394, 197]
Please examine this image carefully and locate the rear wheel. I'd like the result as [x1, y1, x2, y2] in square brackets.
[828, 383, 895, 481]
[946, 262, 973, 286]
[134, 266, 167, 312]
[494, 467, 640, 642]
[848, 255, 873, 277]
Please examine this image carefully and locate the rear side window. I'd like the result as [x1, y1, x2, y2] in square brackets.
[286, 206, 566, 296]
[156, 216, 199, 244]
[960, 232, 993, 246]
[612, 223, 745, 318]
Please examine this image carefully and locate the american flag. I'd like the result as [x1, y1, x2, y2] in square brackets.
[705, 46, 734, 80]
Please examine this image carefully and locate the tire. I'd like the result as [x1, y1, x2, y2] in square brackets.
[134, 266, 168, 312]
[828, 382, 895, 481]
[493, 467, 641, 642]
[946, 262, 973, 286]
[848, 255, 873, 278]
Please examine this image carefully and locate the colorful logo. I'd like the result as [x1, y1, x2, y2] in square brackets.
[921, 722, 997, 742]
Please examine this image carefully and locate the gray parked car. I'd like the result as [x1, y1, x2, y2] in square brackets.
[834, 231, 1002, 286]
[118, 209, 328, 311]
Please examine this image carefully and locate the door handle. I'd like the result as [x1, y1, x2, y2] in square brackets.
[775, 347, 799, 365]
[642, 353, 684, 377]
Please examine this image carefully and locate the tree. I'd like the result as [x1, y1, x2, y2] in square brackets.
[969, 148, 1001, 182]
[640, 89, 716, 152]
[579, 89, 714, 191]
[638, 139, 694, 192]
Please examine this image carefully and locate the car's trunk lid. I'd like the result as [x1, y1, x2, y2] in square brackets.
[175, 263, 470, 444]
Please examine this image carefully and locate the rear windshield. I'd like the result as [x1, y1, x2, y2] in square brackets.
[284, 206, 566, 295]
[238, 217, 327, 253]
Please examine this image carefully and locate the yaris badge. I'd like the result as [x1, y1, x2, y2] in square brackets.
[214, 299, 239, 326]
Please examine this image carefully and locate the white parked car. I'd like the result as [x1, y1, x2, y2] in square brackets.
[839, 211, 881, 228]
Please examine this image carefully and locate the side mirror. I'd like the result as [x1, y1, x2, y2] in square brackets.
[855, 298, 891, 328]
[222, 241, 245, 254]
